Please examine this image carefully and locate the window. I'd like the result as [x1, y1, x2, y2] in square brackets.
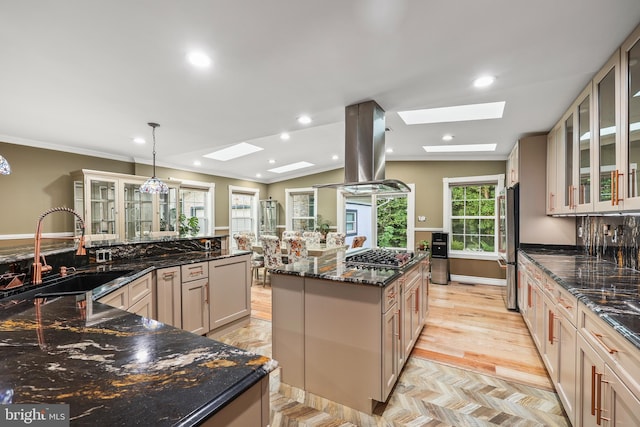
[443, 175, 504, 258]
[345, 209, 357, 235]
[229, 186, 259, 248]
[286, 188, 317, 232]
[172, 178, 214, 237]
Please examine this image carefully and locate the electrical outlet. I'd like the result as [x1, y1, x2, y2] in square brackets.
[418, 216, 426, 222]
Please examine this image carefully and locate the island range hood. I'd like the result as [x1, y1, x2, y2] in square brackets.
[314, 100, 410, 194]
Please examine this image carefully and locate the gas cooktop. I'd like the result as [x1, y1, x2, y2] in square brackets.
[345, 249, 414, 270]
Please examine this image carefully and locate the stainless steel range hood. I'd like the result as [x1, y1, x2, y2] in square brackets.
[314, 100, 410, 194]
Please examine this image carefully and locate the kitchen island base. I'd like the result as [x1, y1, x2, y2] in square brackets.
[272, 257, 428, 415]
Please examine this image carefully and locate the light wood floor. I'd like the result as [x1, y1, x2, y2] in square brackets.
[251, 278, 553, 391]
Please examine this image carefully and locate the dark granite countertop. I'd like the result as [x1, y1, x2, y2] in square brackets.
[0, 249, 275, 425]
[519, 248, 640, 350]
[270, 249, 429, 287]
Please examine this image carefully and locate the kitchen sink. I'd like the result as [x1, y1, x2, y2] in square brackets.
[33, 270, 132, 298]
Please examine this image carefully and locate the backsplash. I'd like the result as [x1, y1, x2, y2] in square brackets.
[577, 216, 640, 270]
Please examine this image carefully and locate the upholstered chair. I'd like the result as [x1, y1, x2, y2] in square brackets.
[282, 230, 301, 240]
[302, 231, 322, 247]
[326, 232, 346, 248]
[234, 233, 264, 285]
[285, 236, 309, 264]
[351, 235, 367, 249]
[260, 235, 284, 286]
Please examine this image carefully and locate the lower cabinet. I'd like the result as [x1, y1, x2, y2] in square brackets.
[207, 255, 251, 337]
[98, 272, 154, 318]
[156, 266, 181, 328]
[201, 376, 270, 427]
[181, 262, 210, 335]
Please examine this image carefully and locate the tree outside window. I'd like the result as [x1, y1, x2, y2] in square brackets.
[450, 184, 496, 252]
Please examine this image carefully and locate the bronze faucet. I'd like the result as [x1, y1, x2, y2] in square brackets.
[33, 207, 86, 285]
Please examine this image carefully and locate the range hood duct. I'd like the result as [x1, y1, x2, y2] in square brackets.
[315, 100, 410, 194]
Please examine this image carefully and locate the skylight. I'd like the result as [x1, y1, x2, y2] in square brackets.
[423, 144, 497, 153]
[398, 101, 506, 125]
[203, 142, 263, 161]
[268, 161, 314, 173]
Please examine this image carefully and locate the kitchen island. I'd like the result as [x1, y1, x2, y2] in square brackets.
[0, 248, 275, 426]
[270, 249, 429, 414]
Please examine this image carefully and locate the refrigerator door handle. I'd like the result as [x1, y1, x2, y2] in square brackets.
[496, 257, 507, 269]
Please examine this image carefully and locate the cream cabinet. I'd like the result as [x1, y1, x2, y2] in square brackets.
[272, 261, 427, 415]
[207, 254, 252, 337]
[620, 24, 640, 210]
[506, 142, 519, 186]
[98, 272, 154, 318]
[577, 303, 640, 427]
[156, 266, 181, 328]
[73, 169, 179, 242]
[181, 262, 209, 335]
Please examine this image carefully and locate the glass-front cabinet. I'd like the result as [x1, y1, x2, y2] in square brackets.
[259, 198, 278, 237]
[621, 25, 640, 210]
[593, 51, 622, 212]
[73, 170, 180, 242]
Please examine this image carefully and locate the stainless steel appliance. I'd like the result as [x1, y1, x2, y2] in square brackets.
[501, 184, 519, 310]
[430, 232, 449, 285]
[345, 248, 414, 270]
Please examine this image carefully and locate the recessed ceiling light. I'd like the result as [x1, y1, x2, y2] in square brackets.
[256, 173, 262, 178]
[268, 161, 314, 173]
[332, 155, 339, 160]
[187, 51, 212, 68]
[193, 160, 201, 166]
[398, 101, 505, 125]
[203, 142, 263, 161]
[269, 159, 276, 164]
[423, 144, 496, 153]
[280, 132, 290, 140]
[442, 134, 454, 141]
[133, 137, 145, 144]
[386, 148, 393, 153]
[297, 115, 312, 125]
[473, 75, 495, 88]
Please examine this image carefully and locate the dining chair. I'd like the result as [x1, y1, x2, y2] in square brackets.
[260, 235, 284, 286]
[302, 231, 322, 247]
[326, 232, 346, 248]
[233, 233, 264, 285]
[351, 235, 367, 248]
[285, 236, 309, 264]
[282, 230, 301, 240]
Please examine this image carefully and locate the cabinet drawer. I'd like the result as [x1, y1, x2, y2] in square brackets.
[579, 303, 640, 396]
[403, 265, 422, 291]
[181, 262, 208, 282]
[555, 284, 577, 326]
[98, 286, 129, 310]
[383, 282, 398, 313]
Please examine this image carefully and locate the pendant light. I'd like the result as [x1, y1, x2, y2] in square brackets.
[140, 122, 169, 194]
[0, 155, 10, 175]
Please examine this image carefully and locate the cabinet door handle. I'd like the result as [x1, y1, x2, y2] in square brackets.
[596, 371, 603, 425]
[204, 282, 209, 304]
[548, 310, 554, 344]
[162, 272, 175, 280]
[591, 331, 618, 354]
[591, 365, 597, 417]
[397, 310, 401, 342]
[415, 290, 420, 313]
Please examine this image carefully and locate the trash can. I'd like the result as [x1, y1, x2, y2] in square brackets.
[431, 232, 449, 285]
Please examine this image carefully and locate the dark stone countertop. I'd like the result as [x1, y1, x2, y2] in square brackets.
[519, 248, 640, 351]
[0, 249, 276, 426]
[270, 249, 429, 287]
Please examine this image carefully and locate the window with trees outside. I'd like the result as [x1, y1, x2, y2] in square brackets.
[443, 174, 504, 258]
[286, 188, 317, 232]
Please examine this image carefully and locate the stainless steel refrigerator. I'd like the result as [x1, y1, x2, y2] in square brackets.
[503, 184, 519, 310]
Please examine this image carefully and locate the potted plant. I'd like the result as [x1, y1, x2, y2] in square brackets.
[314, 215, 331, 239]
[417, 240, 430, 251]
[179, 213, 201, 237]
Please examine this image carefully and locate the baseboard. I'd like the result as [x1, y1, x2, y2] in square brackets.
[450, 274, 505, 286]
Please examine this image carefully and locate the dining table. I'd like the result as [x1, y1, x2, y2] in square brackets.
[251, 242, 349, 257]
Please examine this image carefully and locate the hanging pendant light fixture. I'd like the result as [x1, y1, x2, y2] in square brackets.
[0, 155, 10, 175]
[140, 122, 169, 194]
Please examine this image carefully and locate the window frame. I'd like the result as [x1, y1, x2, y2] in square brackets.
[285, 187, 318, 232]
[345, 209, 358, 236]
[442, 174, 505, 261]
[170, 178, 215, 236]
[229, 186, 260, 247]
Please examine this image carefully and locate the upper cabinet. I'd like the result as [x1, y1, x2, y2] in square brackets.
[74, 169, 180, 242]
[621, 25, 640, 210]
[593, 51, 622, 212]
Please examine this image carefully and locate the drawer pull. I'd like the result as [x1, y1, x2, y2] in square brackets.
[591, 365, 596, 416]
[592, 331, 618, 354]
[162, 272, 175, 280]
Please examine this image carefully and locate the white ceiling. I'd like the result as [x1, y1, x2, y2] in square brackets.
[1, 1, 640, 183]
